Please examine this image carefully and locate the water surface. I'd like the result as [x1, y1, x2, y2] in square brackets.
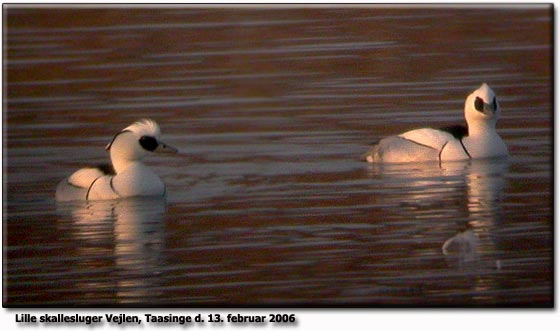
[3, 5, 553, 307]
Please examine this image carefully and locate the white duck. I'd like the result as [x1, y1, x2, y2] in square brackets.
[56, 119, 178, 201]
[364, 83, 508, 163]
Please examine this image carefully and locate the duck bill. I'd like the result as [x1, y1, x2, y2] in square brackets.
[483, 102, 496, 114]
[154, 141, 178, 154]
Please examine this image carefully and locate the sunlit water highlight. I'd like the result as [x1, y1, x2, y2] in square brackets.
[4, 6, 552, 307]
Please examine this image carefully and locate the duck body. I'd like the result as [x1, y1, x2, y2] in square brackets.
[56, 119, 177, 202]
[364, 83, 508, 164]
[107, 162, 165, 198]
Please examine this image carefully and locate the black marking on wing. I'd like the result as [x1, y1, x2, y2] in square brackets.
[438, 140, 450, 169]
[66, 179, 84, 189]
[459, 140, 472, 159]
[398, 136, 439, 151]
[96, 163, 116, 176]
[85, 176, 104, 201]
[439, 125, 469, 140]
[110, 177, 120, 197]
[439, 141, 449, 162]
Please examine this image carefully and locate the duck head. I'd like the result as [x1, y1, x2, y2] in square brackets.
[464, 83, 500, 134]
[106, 119, 178, 173]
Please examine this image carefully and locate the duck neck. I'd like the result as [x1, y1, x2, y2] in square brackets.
[107, 131, 145, 174]
[467, 119, 497, 138]
[110, 149, 143, 174]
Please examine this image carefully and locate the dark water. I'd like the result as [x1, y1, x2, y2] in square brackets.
[3, 6, 553, 307]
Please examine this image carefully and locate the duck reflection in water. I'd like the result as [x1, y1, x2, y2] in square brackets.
[366, 157, 508, 267]
[442, 224, 480, 264]
[56, 197, 166, 305]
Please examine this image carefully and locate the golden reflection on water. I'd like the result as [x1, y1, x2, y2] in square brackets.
[55, 198, 166, 305]
[4, 6, 552, 306]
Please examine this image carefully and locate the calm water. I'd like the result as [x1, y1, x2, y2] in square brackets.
[3, 6, 553, 307]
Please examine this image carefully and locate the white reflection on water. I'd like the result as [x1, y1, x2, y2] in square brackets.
[5, 6, 551, 306]
[442, 230, 480, 262]
[56, 197, 166, 304]
[367, 158, 508, 267]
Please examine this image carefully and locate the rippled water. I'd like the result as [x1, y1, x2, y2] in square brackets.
[3, 5, 553, 307]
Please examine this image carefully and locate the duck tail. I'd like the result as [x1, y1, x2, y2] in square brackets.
[362, 144, 379, 163]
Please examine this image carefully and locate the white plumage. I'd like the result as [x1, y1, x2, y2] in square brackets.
[56, 119, 178, 201]
[364, 83, 508, 163]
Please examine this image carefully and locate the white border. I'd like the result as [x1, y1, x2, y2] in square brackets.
[1, 1, 557, 331]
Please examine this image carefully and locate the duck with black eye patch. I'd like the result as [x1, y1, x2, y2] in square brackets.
[56, 119, 178, 201]
[363, 83, 508, 164]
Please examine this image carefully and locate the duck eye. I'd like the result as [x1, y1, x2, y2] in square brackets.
[139, 136, 158, 151]
[474, 97, 484, 112]
[492, 97, 497, 111]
